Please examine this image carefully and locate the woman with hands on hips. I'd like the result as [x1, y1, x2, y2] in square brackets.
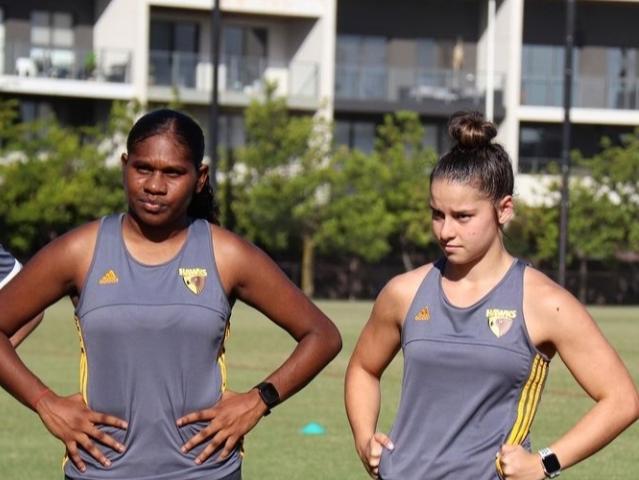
[0, 108, 342, 480]
[344, 111, 638, 480]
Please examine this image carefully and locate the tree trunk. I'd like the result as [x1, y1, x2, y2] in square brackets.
[222, 147, 236, 231]
[400, 237, 414, 271]
[301, 234, 315, 297]
[578, 257, 588, 303]
[348, 256, 362, 300]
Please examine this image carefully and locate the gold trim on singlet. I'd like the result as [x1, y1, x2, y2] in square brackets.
[217, 321, 245, 457]
[74, 315, 89, 403]
[496, 353, 549, 478]
[62, 316, 90, 472]
[217, 321, 231, 392]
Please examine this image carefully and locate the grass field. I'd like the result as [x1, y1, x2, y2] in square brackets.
[0, 300, 637, 479]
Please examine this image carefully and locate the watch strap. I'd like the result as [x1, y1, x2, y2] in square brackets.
[254, 381, 280, 416]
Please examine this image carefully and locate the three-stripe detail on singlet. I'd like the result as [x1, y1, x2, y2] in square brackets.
[506, 353, 549, 445]
[496, 353, 548, 478]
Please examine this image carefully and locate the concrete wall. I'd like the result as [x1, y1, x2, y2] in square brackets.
[337, 0, 480, 41]
[148, 0, 323, 18]
[94, 0, 144, 97]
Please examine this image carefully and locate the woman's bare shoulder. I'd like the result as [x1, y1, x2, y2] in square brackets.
[373, 263, 436, 324]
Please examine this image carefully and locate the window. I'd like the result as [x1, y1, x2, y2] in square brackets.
[31, 11, 73, 47]
[218, 114, 245, 150]
[334, 120, 376, 153]
[607, 48, 638, 109]
[521, 45, 580, 106]
[29, 11, 74, 78]
[335, 35, 387, 99]
[149, 20, 199, 87]
[20, 100, 54, 123]
[521, 45, 564, 106]
[335, 119, 446, 155]
[223, 26, 268, 91]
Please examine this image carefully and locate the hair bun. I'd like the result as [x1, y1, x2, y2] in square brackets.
[448, 111, 496, 149]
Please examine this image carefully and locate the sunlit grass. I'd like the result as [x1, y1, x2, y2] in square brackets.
[0, 300, 637, 479]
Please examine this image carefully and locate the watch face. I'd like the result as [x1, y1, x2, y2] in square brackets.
[258, 382, 280, 408]
[541, 451, 561, 476]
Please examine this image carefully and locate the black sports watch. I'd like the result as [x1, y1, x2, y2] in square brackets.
[538, 447, 561, 478]
[254, 381, 280, 416]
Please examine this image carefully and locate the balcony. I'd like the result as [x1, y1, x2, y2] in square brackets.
[147, 51, 320, 109]
[1, 42, 133, 100]
[3, 42, 132, 83]
[334, 64, 505, 116]
[521, 75, 638, 110]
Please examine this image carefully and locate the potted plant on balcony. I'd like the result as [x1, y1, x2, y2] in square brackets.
[82, 51, 97, 79]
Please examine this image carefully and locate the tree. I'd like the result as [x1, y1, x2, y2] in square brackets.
[578, 130, 639, 255]
[0, 101, 127, 256]
[314, 147, 395, 298]
[232, 83, 330, 296]
[507, 180, 626, 303]
[373, 111, 438, 270]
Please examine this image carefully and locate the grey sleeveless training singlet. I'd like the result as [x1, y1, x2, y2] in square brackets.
[379, 258, 549, 480]
[0, 243, 20, 288]
[65, 214, 241, 480]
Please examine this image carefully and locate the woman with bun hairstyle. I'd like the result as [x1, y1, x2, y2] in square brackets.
[345, 111, 638, 479]
[0, 108, 342, 479]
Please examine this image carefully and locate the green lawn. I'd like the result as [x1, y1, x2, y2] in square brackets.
[1, 300, 637, 479]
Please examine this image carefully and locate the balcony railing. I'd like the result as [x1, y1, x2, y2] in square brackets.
[518, 156, 592, 175]
[335, 64, 505, 104]
[518, 156, 560, 174]
[521, 74, 639, 109]
[3, 42, 132, 83]
[148, 51, 319, 100]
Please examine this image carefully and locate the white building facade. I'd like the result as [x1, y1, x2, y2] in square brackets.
[0, 0, 637, 196]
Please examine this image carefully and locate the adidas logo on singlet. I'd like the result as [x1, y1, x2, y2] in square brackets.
[98, 269, 119, 285]
[415, 307, 431, 321]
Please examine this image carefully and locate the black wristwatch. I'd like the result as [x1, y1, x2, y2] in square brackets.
[538, 447, 561, 478]
[254, 381, 280, 416]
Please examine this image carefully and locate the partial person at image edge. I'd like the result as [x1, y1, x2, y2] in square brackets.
[0, 243, 44, 347]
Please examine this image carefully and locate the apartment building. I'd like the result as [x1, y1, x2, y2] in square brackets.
[0, 0, 637, 195]
[0, 0, 335, 152]
[333, 0, 639, 200]
[518, 0, 638, 184]
[334, 0, 506, 154]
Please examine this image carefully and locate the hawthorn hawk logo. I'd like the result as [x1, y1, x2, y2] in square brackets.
[178, 267, 208, 295]
[486, 308, 517, 338]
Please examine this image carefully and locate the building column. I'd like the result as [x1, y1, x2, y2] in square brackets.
[500, 0, 524, 171]
[485, 0, 496, 121]
[134, 0, 150, 106]
[318, 0, 336, 121]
